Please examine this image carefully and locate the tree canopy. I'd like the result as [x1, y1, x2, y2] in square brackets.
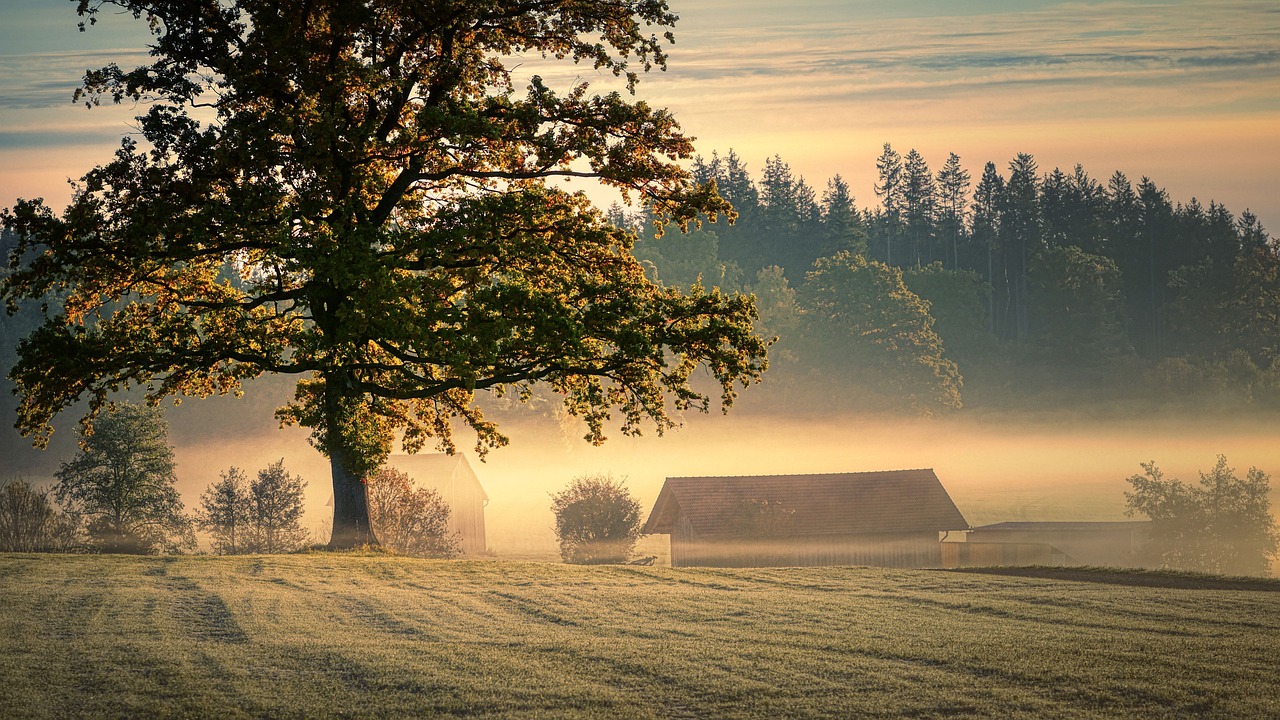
[1125, 456, 1278, 576]
[1, 1, 767, 547]
[54, 403, 193, 554]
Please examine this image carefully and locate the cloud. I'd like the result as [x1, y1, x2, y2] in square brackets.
[633, 0, 1280, 122]
[0, 48, 151, 109]
[0, 127, 129, 150]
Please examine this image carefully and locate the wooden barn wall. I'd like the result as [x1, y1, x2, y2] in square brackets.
[670, 531, 943, 568]
[941, 542, 1064, 568]
[963, 529, 1147, 567]
[439, 465, 488, 555]
[671, 514, 697, 568]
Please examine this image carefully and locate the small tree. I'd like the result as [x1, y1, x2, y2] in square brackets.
[366, 467, 460, 559]
[0, 477, 80, 552]
[1125, 455, 1279, 576]
[550, 474, 643, 564]
[54, 403, 193, 554]
[248, 459, 309, 554]
[196, 468, 252, 555]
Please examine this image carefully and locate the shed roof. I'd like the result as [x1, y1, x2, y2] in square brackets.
[642, 469, 968, 537]
[969, 521, 1150, 533]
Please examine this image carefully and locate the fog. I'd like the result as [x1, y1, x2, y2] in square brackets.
[5, 384, 1279, 568]
[161, 403, 1280, 564]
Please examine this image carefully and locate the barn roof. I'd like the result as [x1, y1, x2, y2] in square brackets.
[969, 521, 1150, 533]
[642, 469, 969, 537]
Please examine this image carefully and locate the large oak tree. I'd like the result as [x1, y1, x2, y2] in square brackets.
[2, 0, 767, 547]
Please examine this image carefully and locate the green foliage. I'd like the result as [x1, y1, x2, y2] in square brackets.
[53, 403, 193, 554]
[1125, 456, 1279, 576]
[632, 226, 743, 291]
[749, 266, 801, 352]
[550, 473, 642, 564]
[1, 1, 766, 548]
[1027, 245, 1130, 363]
[801, 252, 962, 414]
[196, 468, 252, 556]
[0, 477, 80, 552]
[901, 263, 992, 362]
[366, 466, 461, 559]
[248, 459, 309, 554]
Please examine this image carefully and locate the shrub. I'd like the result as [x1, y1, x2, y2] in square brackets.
[550, 474, 643, 564]
[0, 477, 80, 552]
[366, 467, 460, 558]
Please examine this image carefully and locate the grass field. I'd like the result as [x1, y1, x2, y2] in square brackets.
[1, 554, 1277, 719]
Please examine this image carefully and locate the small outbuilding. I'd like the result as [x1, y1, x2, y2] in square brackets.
[642, 470, 969, 568]
[385, 453, 489, 555]
[945, 521, 1151, 568]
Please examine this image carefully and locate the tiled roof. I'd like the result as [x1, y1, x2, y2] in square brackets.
[642, 469, 968, 537]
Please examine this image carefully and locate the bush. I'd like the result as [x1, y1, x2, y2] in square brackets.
[366, 467, 460, 558]
[0, 477, 80, 552]
[550, 474, 643, 564]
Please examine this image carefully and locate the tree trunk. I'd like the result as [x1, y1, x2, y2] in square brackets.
[327, 447, 379, 549]
[322, 372, 380, 550]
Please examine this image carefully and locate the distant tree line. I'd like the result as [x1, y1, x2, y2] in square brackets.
[617, 145, 1280, 411]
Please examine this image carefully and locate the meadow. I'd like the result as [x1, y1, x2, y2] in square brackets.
[0, 554, 1277, 719]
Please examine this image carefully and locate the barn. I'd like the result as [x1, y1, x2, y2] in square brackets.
[384, 453, 489, 555]
[944, 521, 1152, 568]
[642, 470, 969, 568]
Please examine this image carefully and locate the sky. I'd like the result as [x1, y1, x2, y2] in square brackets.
[1, 0, 1278, 230]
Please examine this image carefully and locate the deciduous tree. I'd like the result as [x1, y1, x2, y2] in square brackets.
[53, 403, 193, 554]
[197, 467, 252, 555]
[800, 252, 962, 414]
[249, 459, 309, 554]
[2, 1, 767, 548]
[1125, 456, 1279, 576]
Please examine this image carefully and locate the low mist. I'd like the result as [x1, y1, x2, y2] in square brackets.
[6, 381, 1279, 570]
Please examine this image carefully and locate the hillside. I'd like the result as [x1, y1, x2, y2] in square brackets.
[1, 555, 1277, 719]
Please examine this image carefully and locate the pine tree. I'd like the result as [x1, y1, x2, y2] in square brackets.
[1137, 177, 1175, 356]
[902, 149, 937, 267]
[1000, 153, 1042, 339]
[820, 175, 868, 258]
[972, 162, 1006, 335]
[935, 153, 971, 269]
[873, 143, 905, 265]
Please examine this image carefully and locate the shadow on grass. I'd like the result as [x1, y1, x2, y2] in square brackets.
[943, 566, 1280, 592]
